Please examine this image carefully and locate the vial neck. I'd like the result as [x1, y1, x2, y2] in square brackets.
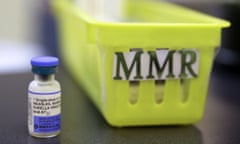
[34, 74, 55, 82]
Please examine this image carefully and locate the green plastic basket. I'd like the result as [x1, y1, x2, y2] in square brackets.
[52, 0, 230, 126]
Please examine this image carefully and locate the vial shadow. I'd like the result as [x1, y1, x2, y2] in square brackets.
[27, 136, 60, 144]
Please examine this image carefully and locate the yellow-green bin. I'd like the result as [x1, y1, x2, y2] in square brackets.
[52, 0, 230, 126]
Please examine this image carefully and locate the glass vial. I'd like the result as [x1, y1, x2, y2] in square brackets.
[28, 56, 61, 138]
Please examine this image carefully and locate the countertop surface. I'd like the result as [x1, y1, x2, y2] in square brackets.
[0, 65, 240, 144]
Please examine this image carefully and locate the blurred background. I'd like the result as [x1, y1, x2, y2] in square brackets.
[0, 0, 239, 74]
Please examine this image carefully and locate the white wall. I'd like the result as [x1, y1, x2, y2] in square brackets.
[0, 0, 46, 74]
[0, 0, 42, 44]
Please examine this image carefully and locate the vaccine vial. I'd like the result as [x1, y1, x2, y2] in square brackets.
[28, 56, 61, 138]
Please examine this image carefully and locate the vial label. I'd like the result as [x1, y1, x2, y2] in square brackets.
[28, 91, 61, 133]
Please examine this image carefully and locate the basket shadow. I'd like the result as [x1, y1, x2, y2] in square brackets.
[58, 67, 203, 144]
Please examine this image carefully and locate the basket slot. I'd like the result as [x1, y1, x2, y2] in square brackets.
[129, 80, 166, 105]
[128, 48, 143, 105]
[155, 80, 165, 104]
[180, 79, 190, 103]
[129, 81, 140, 104]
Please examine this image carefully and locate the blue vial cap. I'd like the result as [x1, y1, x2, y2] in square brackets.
[31, 56, 59, 75]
